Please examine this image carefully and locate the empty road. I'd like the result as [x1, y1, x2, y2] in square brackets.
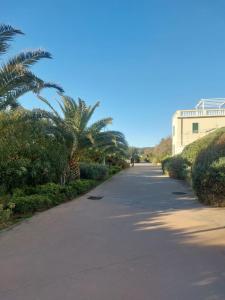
[1, 164, 225, 299]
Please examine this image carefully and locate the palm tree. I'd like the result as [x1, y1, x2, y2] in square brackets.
[92, 130, 128, 164]
[38, 94, 128, 180]
[0, 24, 63, 110]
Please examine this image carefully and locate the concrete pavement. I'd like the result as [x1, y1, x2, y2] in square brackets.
[1, 164, 225, 299]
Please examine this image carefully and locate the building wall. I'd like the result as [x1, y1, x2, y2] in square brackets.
[172, 113, 225, 155]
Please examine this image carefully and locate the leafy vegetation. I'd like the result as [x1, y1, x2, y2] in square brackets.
[162, 155, 189, 180]
[192, 130, 225, 205]
[80, 163, 109, 180]
[38, 95, 128, 180]
[0, 24, 63, 110]
[163, 128, 225, 206]
[10, 180, 97, 214]
[132, 137, 172, 163]
[150, 137, 172, 163]
[0, 23, 129, 229]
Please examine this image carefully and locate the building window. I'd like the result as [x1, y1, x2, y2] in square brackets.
[192, 123, 199, 133]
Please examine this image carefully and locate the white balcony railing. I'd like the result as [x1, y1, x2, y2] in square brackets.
[179, 109, 225, 118]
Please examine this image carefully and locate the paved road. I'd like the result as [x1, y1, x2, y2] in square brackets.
[1, 164, 225, 300]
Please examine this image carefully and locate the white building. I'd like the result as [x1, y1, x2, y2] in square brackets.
[172, 99, 225, 155]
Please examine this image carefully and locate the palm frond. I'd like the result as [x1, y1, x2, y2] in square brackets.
[0, 24, 23, 55]
[84, 100, 100, 126]
[5, 49, 52, 69]
[38, 81, 64, 93]
[88, 118, 113, 133]
[37, 95, 61, 118]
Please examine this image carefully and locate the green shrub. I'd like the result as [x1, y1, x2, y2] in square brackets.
[0, 110, 68, 192]
[0, 202, 15, 225]
[106, 156, 130, 169]
[11, 194, 53, 214]
[118, 160, 130, 169]
[161, 157, 172, 174]
[182, 127, 225, 164]
[192, 131, 225, 205]
[109, 166, 121, 175]
[10, 179, 98, 215]
[69, 179, 97, 194]
[80, 163, 108, 180]
[162, 155, 189, 180]
[37, 183, 67, 201]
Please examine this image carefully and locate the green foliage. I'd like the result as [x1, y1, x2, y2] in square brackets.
[128, 147, 141, 163]
[161, 157, 172, 174]
[181, 128, 225, 164]
[106, 155, 129, 169]
[130, 137, 172, 163]
[39, 95, 128, 180]
[80, 163, 108, 180]
[164, 128, 225, 206]
[162, 155, 189, 180]
[37, 182, 75, 201]
[12, 195, 52, 214]
[0, 202, 15, 225]
[0, 24, 63, 110]
[152, 137, 172, 163]
[0, 23, 129, 228]
[10, 179, 97, 215]
[109, 166, 122, 175]
[0, 110, 68, 192]
[69, 180, 97, 194]
[192, 131, 225, 205]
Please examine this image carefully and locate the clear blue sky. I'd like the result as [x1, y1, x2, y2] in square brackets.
[2, 0, 225, 147]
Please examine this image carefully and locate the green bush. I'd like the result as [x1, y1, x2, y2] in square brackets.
[10, 179, 98, 215]
[11, 194, 53, 214]
[106, 156, 130, 169]
[80, 163, 108, 180]
[109, 166, 121, 175]
[193, 158, 225, 205]
[161, 157, 172, 174]
[0, 202, 15, 225]
[0, 110, 69, 192]
[164, 128, 225, 181]
[182, 127, 225, 165]
[118, 160, 130, 169]
[162, 128, 225, 206]
[192, 131, 225, 205]
[162, 155, 189, 180]
[69, 179, 97, 194]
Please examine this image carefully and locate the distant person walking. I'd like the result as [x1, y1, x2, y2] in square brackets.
[130, 157, 135, 167]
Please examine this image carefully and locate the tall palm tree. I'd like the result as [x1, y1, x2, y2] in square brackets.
[38, 94, 127, 180]
[0, 24, 63, 110]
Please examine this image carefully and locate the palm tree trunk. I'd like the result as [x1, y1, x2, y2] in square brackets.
[69, 158, 80, 180]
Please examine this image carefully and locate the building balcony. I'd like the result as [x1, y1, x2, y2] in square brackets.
[177, 109, 225, 118]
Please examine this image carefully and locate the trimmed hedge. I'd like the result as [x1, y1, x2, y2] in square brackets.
[12, 195, 52, 214]
[192, 131, 225, 206]
[80, 163, 108, 180]
[162, 155, 189, 180]
[163, 127, 225, 206]
[181, 127, 225, 164]
[10, 179, 97, 215]
[1, 163, 122, 226]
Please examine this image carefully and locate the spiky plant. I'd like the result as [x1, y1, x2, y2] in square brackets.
[38, 95, 127, 180]
[0, 24, 63, 110]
